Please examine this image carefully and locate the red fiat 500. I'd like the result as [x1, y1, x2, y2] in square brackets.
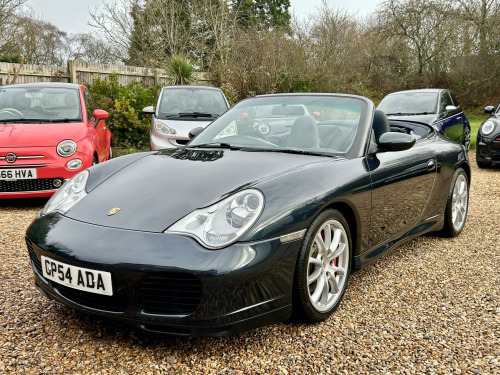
[0, 82, 111, 198]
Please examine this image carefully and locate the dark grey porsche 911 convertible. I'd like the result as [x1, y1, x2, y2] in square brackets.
[26, 93, 470, 337]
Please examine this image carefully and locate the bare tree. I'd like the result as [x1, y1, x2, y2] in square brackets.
[376, 0, 455, 78]
[68, 33, 122, 64]
[455, 0, 500, 56]
[89, 0, 135, 63]
[0, 0, 27, 56]
[7, 14, 68, 65]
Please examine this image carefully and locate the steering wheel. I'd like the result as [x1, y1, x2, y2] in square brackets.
[166, 105, 185, 113]
[0, 108, 23, 116]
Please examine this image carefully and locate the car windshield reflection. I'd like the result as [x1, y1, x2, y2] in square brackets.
[188, 95, 366, 155]
[0, 87, 82, 122]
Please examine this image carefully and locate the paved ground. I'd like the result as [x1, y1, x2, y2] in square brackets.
[0, 151, 498, 374]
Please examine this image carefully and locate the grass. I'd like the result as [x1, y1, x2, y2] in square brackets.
[467, 112, 487, 150]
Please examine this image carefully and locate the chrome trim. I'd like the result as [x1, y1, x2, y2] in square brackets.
[424, 214, 441, 221]
[0, 189, 57, 194]
[280, 229, 307, 243]
[0, 164, 48, 168]
[0, 155, 45, 159]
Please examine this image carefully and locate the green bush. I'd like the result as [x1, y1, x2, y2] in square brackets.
[88, 74, 160, 150]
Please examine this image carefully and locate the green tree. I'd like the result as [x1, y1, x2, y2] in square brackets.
[231, 0, 291, 29]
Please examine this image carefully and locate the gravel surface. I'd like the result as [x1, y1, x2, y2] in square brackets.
[1, 152, 499, 374]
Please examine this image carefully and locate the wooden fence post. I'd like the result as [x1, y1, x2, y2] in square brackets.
[68, 60, 77, 83]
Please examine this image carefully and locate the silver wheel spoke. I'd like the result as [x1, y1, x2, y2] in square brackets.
[327, 264, 345, 276]
[307, 267, 322, 285]
[311, 274, 325, 303]
[327, 273, 340, 294]
[315, 232, 327, 257]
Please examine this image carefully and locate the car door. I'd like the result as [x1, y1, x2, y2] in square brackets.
[366, 139, 437, 248]
[435, 91, 464, 144]
[83, 88, 107, 162]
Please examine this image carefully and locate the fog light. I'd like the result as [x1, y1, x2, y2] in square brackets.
[67, 159, 82, 170]
[53, 179, 63, 188]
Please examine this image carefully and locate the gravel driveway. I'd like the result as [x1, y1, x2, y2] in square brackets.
[1, 152, 498, 374]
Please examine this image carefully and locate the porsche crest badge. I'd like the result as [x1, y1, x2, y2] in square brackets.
[107, 207, 121, 216]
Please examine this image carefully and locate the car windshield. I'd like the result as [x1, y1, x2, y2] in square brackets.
[377, 92, 438, 115]
[0, 86, 82, 122]
[189, 95, 367, 156]
[157, 87, 228, 119]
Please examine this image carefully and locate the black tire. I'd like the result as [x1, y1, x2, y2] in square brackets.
[108, 147, 113, 160]
[293, 209, 351, 322]
[476, 157, 490, 169]
[92, 156, 98, 166]
[440, 168, 469, 237]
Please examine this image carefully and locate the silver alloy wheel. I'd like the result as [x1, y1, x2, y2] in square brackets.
[452, 174, 468, 231]
[464, 127, 471, 151]
[307, 219, 349, 312]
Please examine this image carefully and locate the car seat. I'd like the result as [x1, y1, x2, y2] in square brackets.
[287, 115, 319, 148]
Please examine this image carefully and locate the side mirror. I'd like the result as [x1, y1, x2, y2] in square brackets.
[188, 127, 204, 140]
[93, 109, 108, 120]
[445, 105, 457, 113]
[484, 105, 495, 115]
[378, 132, 415, 152]
[142, 106, 155, 115]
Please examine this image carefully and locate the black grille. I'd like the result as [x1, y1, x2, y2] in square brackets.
[26, 238, 43, 275]
[138, 272, 202, 315]
[0, 178, 59, 192]
[55, 284, 128, 313]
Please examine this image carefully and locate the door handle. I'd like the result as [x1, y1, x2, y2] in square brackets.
[427, 159, 435, 171]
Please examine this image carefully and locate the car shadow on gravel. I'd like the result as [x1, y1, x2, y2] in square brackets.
[0, 197, 48, 209]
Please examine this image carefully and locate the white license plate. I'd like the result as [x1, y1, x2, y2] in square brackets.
[41, 256, 113, 296]
[0, 168, 37, 180]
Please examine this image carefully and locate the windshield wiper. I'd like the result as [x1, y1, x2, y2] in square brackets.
[262, 148, 332, 157]
[47, 118, 81, 123]
[188, 142, 241, 150]
[386, 112, 431, 116]
[0, 118, 49, 123]
[0, 118, 80, 123]
[178, 112, 218, 118]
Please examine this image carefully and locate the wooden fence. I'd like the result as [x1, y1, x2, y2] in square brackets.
[0, 60, 208, 87]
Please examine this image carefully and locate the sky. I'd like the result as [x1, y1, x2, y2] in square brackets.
[27, 0, 377, 35]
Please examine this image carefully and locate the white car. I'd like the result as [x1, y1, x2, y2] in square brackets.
[143, 85, 229, 150]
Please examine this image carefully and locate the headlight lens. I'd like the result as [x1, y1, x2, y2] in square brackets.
[40, 170, 89, 216]
[167, 189, 265, 248]
[481, 120, 496, 136]
[154, 120, 176, 135]
[216, 122, 237, 138]
[67, 159, 82, 170]
[57, 140, 77, 157]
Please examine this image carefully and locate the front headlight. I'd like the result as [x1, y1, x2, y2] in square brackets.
[40, 170, 89, 216]
[154, 120, 177, 135]
[57, 140, 77, 157]
[167, 189, 265, 248]
[481, 120, 496, 136]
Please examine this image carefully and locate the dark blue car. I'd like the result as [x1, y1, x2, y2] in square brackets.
[377, 89, 471, 150]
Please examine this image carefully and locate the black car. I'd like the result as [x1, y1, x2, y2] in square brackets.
[26, 94, 470, 337]
[476, 105, 500, 168]
[377, 89, 471, 150]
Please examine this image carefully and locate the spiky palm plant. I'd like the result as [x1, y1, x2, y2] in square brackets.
[166, 55, 196, 85]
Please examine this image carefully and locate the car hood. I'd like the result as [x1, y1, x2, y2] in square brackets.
[0, 122, 86, 147]
[386, 114, 437, 125]
[66, 148, 334, 232]
[156, 118, 213, 138]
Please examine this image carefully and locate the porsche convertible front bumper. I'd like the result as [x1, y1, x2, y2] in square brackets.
[25, 213, 301, 337]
